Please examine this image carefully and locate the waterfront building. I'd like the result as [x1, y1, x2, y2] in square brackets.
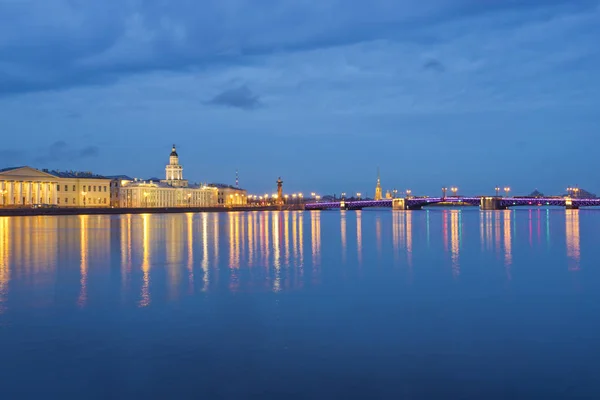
[0, 166, 60, 207]
[209, 184, 248, 206]
[117, 145, 217, 208]
[0, 166, 111, 207]
[50, 170, 111, 207]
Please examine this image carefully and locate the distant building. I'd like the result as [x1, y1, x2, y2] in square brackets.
[374, 168, 383, 201]
[117, 145, 217, 208]
[0, 166, 111, 207]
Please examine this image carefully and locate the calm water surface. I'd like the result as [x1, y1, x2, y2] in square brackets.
[1, 209, 599, 399]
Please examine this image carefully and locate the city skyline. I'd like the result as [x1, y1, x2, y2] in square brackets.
[1, 1, 599, 194]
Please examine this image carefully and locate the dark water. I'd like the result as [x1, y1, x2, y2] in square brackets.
[1, 209, 599, 399]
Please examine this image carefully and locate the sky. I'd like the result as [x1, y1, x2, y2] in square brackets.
[1, 0, 599, 197]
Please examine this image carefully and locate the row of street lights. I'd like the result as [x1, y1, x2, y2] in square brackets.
[494, 187, 511, 197]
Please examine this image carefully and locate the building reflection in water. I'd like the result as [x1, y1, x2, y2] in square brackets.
[201, 213, 209, 291]
[356, 210, 362, 266]
[0, 218, 9, 314]
[273, 212, 281, 292]
[284, 212, 290, 267]
[139, 214, 151, 307]
[565, 210, 580, 271]
[442, 210, 448, 252]
[406, 211, 413, 267]
[310, 211, 321, 284]
[120, 215, 132, 292]
[78, 215, 89, 307]
[375, 214, 382, 258]
[503, 211, 512, 279]
[392, 211, 413, 267]
[167, 215, 184, 299]
[186, 213, 194, 294]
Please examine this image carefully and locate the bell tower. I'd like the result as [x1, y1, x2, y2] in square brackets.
[163, 144, 188, 187]
[374, 168, 382, 201]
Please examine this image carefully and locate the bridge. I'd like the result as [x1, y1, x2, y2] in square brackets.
[305, 196, 600, 211]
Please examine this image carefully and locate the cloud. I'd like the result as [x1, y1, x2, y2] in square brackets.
[422, 59, 445, 73]
[207, 85, 261, 110]
[34, 141, 100, 164]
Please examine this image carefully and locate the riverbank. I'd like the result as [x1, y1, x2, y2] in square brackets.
[0, 205, 305, 217]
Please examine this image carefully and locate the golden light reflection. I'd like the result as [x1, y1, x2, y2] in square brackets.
[503, 211, 512, 279]
[78, 215, 88, 307]
[186, 213, 194, 294]
[486, 211, 493, 251]
[202, 213, 209, 291]
[310, 211, 321, 270]
[442, 210, 448, 253]
[248, 213, 254, 266]
[284, 211, 290, 266]
[273, 212, 281, 292]
[120, 215, 132, 292]
[450, 211, 460, 278]
[356, 210, 362, 266]
[139, 214, 151, 307]
[494, 212, 501, 254]
[340, 211, 347, 263]
[298, 212, 304, 276]
[406, 211, 413, 267]
[167, 215, 183, 299]
[566, 210, 580, 271]
[0, 217, 9, 314]
[292, 212, 298, 261]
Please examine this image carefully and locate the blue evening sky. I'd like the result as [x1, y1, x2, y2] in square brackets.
[0, 0, 598, 196]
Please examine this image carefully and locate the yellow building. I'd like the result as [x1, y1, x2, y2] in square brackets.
[51, 171, 111, 207]
[0, 166, 60, 206]
[0, 166, 111, 207]
[210, 185, 248, 206]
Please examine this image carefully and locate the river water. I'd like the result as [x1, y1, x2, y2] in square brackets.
[0, 209, 599, 399]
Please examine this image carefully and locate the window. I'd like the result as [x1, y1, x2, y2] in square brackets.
[93, 186, 96, 192]
[104, 186, 107, 192]
[65, 185, 68, 191]
[65, 198, 68, 204]
[57, 184, 60, 191]
[73, 185, 75, 191]
[57, 198, 60, 204]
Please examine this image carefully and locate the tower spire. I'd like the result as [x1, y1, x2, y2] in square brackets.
[375, 167, 383, 200]
[235, 169, 239, 187]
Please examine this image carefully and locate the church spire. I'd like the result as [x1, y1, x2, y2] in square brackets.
[375, 167, 383, 200]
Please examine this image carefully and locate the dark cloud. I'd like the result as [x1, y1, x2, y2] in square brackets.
[34, 141, 100, 164]
[0, 0, 587, 96]
[422, 59, 445, 73]
[207, 85, 262, 110]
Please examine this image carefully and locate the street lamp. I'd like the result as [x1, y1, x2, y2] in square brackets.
[504, 187, 510, 197]
[81, 191, 87, 207]
[356, 192, 361, 200]
[495, 186, 500, 197]
[573, 187, 579, 198]
[341, 192, 346, 200]
[406, 189, 412, 198]
[392, 189, 398, 198]
[442, 187, 447, 199]
[451, 187, 458, 197]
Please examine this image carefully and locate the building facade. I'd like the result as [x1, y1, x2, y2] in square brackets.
[51, 171, 111, 207]
[118, 146, 217, 208]
[0, 167, 60, 206]
[210, 184, 248, 206]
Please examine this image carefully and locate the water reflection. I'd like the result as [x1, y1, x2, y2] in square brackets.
[0, 218, 9, 314]
[0, 209, 594, 308]
[139, 214, 151, 307]
[78, 215, 88, 307]
[565, 210, 580, 271]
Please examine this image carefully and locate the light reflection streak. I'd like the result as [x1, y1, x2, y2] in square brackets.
[494, 212, 501, 254]
[139, 214, 151, 307]
[248, 213, 254, 266]
[503, 211, 512, 279]
[0, 218, 10, 314]
[202, 213, 209, 291]
[546, 209, 550, 247]
[485, 211, 493, 251]
[310, 211, 321, 271]
[77, 215, 88, 307]
[292, 212, 298, 261]
[298, 212, 304, 279]
[284, 212, 290, 266]
[450, 211, 459, 278]
[442, 211, 448, 252]
[273, 212, 281, 292]
[186, 213, 194, 294]
[375, 214, 382, 258]
[566, 210, 580, 271]
[340, 211, 347, 263]
[392, 211, 400, 262]
[406, 212, 413, 267]
[356, 211, 362, 266]
[120, 215, 132, 293]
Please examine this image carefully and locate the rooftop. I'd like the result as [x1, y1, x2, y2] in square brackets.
[48, 170, 108, 179]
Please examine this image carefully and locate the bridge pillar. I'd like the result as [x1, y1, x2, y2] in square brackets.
[340, 200, 347, 210]
[392, 198, 406, 210]
[480, 197, 506, 210]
